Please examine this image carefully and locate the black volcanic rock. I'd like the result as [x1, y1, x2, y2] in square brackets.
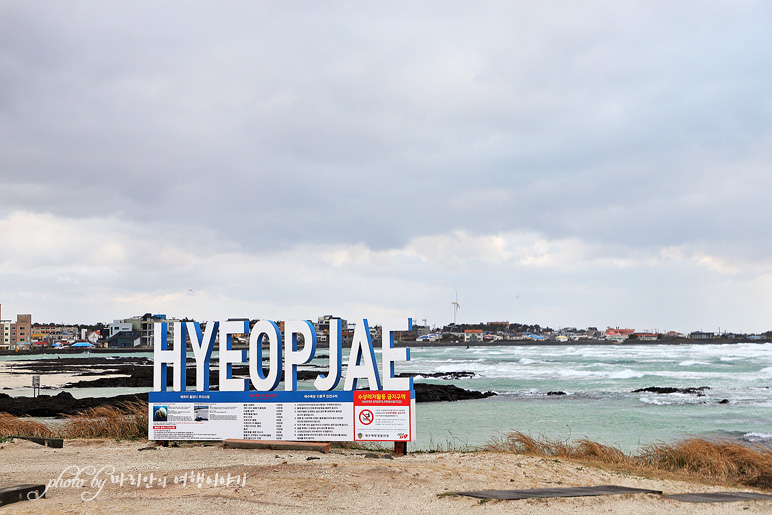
[398, 371, 475, 380]
[632, 386, 710, 396]
[413, 383, 496, 402]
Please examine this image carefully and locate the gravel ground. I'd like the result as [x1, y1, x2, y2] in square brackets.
[0, 439, 770, 514]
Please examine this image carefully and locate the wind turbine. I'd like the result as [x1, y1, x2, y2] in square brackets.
[451, 286, 461, 325]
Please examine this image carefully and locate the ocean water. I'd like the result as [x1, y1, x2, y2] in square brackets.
[401, 343, 772, 452]
[3, 344, 770, 453]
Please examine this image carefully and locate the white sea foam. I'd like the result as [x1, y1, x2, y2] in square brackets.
[640, 396, 671, 406]
[639, 394, 706, 406]
[744, 432, 772, 442]
[609, 369, 644, 379]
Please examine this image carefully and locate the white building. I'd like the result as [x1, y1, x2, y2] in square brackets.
[465, 329, 484, 342]
[0, 320, 10, 350]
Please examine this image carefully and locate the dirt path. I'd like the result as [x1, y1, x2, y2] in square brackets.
[1, 439, 770, 513]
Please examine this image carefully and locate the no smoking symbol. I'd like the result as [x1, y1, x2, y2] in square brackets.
[359, 409, 374, 425]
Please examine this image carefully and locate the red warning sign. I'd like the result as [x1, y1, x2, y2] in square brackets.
[359, 409, 374, 425]
[353, 391, 412, 441]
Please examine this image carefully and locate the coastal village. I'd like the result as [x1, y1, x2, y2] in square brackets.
[2, 303, 769, 351]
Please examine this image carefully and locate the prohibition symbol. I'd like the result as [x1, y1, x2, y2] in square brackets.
[359, 409, 374, 425]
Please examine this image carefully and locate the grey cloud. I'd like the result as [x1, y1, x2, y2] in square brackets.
[2, 2, 771, 256]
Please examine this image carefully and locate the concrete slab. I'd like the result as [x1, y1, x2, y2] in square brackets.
[222, 439, 331, 453]
[456, 485, 662, 500]
[666, 492, 772, 503]
[0, 484, 46, 507]
[13, 436, 63, 448]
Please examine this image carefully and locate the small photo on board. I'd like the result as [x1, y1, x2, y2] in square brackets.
[153, 405, 168, 422]
[194, 405, 209, 421]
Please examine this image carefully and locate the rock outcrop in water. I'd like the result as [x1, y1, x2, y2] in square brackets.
[632, 386, 710, 396]
[398, 371, 476, 380]
[413, 383, 496, 402]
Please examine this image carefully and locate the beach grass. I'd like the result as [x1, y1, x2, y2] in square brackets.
[2, 405, 771, 490]
[486, 430, 772, 490]
[639, 437, 772, 489]
[0, 412, 57, 439]
[0, 403, 148, 441]
[60, 402, 148, 439]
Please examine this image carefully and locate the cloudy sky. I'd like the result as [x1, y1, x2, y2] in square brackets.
[1, 1, 771, 333]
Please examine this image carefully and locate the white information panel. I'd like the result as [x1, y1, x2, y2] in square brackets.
[149, 390, 415, 442]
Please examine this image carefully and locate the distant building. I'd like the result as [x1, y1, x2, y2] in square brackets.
[109, 321, 135, 338]
[414, 324, 431, 337]
[605, 328, 635, 342]
[0, 306, 33, 350]
[106, 330, 141, 348]
[314, 315, 350, 345]
[689, 331, 715, 340]
[0, 319, 10, 350]
[465, 329, 484, 343]
[112, 313, 179, 347]
[486, 322, 509, 333]
[32, 325, 79, 345]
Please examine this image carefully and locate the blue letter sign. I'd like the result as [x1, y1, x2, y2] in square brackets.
[149, 317, 415, 443]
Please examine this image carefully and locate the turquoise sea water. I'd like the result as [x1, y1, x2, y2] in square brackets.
[3, 343, 770, 452]
[403, 343, 772, 452]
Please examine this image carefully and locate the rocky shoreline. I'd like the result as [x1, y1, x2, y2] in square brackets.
[0, 357, 497, 417]
[0, 381, 497, 418]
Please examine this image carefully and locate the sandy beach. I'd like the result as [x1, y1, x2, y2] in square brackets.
[0, 439, 769, 514]
[0, 360, 131, 395]
[0, 361, 78, 391]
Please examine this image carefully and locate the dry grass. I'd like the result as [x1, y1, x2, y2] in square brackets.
[60, 402, 148, 439]
[3, 406, 770, 491]
[0, 412, 57, 439]
[639, 438, 772, 489]
[0, 402, 148, 441]
[486, 431, 772, 490]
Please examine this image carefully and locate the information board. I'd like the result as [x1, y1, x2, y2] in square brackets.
[149, 390, 415, 442]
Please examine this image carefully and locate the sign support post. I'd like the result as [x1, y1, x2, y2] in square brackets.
[31, 375, 40, 398]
